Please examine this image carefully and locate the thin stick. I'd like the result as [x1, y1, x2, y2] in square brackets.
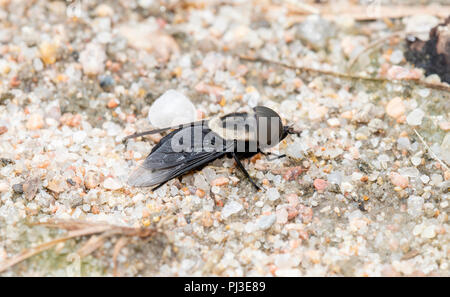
[413, 128, 449, 170]
[302, 4, 450, 21]
[238, 55, 450, 93]
[113, 237, 130, 277]
[34, 219, 158, 238]
[348, 32, 404, 71]
[347, 30, 429, 71]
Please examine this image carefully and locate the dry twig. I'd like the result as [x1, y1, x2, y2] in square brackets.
[238, 55, 450, 93]
[347, 32, 405, 71]
[113, 237, 131, 277]
[283, 4, 450, 21]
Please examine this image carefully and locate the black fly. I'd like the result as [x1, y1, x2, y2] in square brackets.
[124, 106, 298, 190]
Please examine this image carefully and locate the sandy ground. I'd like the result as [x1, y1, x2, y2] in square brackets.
[0, 0, 449, 276]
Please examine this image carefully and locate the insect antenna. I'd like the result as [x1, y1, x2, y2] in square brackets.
[122, 120, 207, 142]
[122, 127, 174, 142]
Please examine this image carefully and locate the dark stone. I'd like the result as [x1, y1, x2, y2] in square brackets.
[12, 183, 24, 194]
[405, 16, 450, 84]
[0, 158, 15, 167]
[99, 75, 115, 90]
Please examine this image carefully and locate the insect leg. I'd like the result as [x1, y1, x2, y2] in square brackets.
[259, 150, 286, 161]
[232, 152, 261, 190]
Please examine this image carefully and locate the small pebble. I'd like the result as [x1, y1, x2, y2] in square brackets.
[195, 189, 205, 198]
[389, 50, 404, 64]
[285, 193, 299, 207]
[69, 196, 83, 208]
[0, 182, 9, 193]
[267, 188, 280, 201]
[26, 114, 44, 130]
[417, 88, 430, 98]
[99, 75, 115, 90]
[313, 179, 328, 192]
[33, 58, 44, 71]
[147, 90, 196, 128]
[194, 174, 209, 191]
[211, 177, 229, 187]
[95, 3, 114, 17]
[327, 117, 340, 127]
[85, 172, 100, 189]
[438, 121, 450, 131]
[389, 172, 409, 189]
[420, 175, 430, 183]
[386, 97, 405, 119]
[222, 201, 242, 219]
[22, 178, 39, 201]
[202, 211, 213, 227]
[341, 182, 354, 193]
[257, 214, 276, 230]
[211, 186, 220, 194]
[296, 15, 335, 49]
[73, 131, 87, 143]
[406, 108, 425, 126]
[286, 206, 299, 220]
[397, 137, 411, 150]
[327, 172, 343, 185]
[39, 41, 58, 65]
[79, 43, 106, 75]
[118, 24, 179, 62]
[421, 225, 436, 239]
[103, 178, 122, 190]
[107, 98, 119, 109]
[387, 66, 422, 80]
[46, 178, 67, 193]
[430, 174, 443, 186]
[408, 195, 424, 217]
[12, 183, 24, 194]
[411, 156, 422, 166]
[283, 166, 303, 181]
[276, 208, 288, 224]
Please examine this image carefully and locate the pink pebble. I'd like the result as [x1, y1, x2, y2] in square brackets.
[285, 193, 299, 207]
[211, 176, 229, 186]
[390, 172, 409, 189]
[26, 113, 44, 130]
[386, 97, 405, 119]
[313, 179, 328, 191]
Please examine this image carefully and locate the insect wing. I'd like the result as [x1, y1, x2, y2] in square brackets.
[127, 125, 231, 187]
[141, 125, 209, 169]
